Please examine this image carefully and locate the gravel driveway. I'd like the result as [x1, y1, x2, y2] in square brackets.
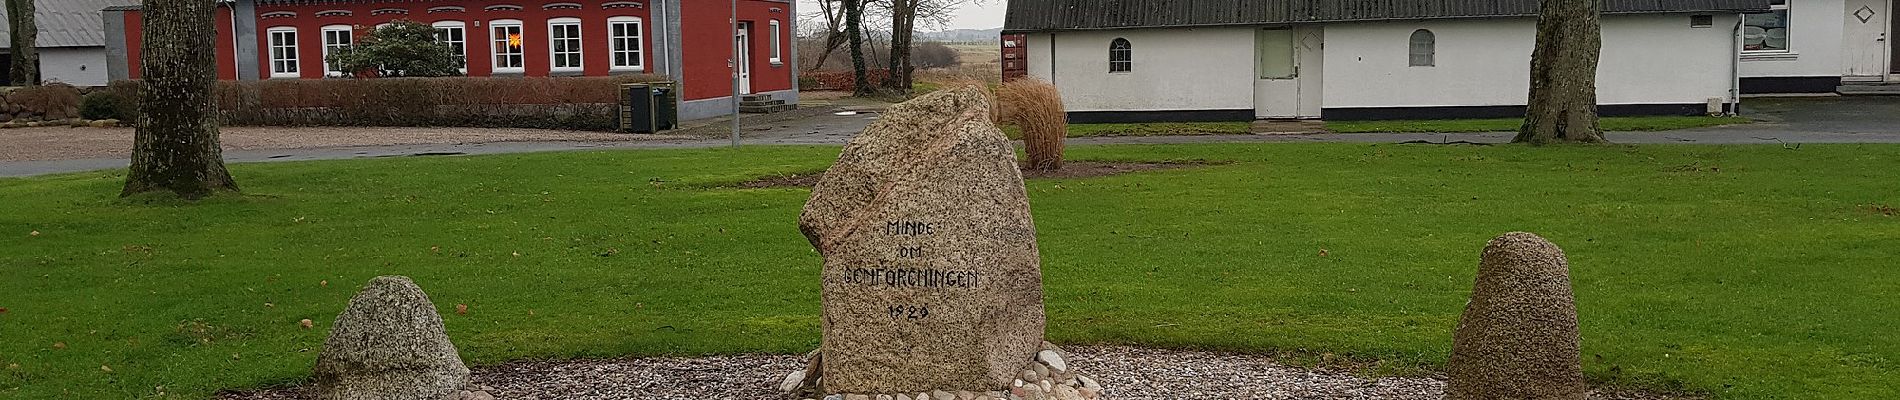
[0, 126, 691, 162]
[218, 346, 1689, 400]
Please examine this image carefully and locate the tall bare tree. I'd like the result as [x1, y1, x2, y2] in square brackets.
[883, 0, 918, 92]
[880, 0, 960, 92]
[806, 0, 848, 71]
[843, 0, 873, 96]
[6, 0, 37, 85]
[1517, 0, 1606, 144]
[123, 0, 238, 199]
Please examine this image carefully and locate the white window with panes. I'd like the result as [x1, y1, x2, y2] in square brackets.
[268, 27, 299, 78]
[769, 19, 783, 64]
[491, 19, 525, 73]
[321, 25, 353, 77]
[433, 21, 468, 73]
[608, 16, 644, 71]
[548, 18, 584, 72]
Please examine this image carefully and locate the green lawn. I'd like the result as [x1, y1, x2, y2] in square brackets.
[2, 144, 1897, 399]
[1328, 116, 1750, 133]
[1003, 122, 1253, 139]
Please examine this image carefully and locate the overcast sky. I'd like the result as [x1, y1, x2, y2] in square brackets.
[795, 0, 1008, 31]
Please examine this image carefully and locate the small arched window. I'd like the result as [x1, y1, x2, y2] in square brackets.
[1109, 38, 1132, 73]
[1409, 29, 1435, 67]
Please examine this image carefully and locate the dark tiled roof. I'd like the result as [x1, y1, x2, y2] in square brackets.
[1004, 0, 1772, 32]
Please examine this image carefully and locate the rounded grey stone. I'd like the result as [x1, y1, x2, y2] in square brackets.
[313, 276, 469, 400]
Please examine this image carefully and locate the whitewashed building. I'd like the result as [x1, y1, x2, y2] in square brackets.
[1002, 0, 1770, 122]
[1739, 0, 1898, 93]
[0, 0, 138, 86]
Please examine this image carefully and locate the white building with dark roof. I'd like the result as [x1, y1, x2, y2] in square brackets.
[1003, 0, 1772, 122]
[0, 0, 139, 86]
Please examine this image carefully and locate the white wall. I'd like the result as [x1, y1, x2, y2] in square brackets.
[1324, 14, 1739, 108]
[39, 47, 110, 87]
[1741, 0, 1844, 78]
[1037, 27, 1257, 112]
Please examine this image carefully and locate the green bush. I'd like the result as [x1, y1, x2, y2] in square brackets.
[326, 20, 464, 78]
[80, 91, 134, 120]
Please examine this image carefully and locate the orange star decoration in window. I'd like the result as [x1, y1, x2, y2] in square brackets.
[508, 34, 523, 48]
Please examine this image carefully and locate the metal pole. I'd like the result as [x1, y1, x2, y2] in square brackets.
[730, 0, 741, 147]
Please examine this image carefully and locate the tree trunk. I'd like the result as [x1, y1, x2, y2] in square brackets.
[843, 0, 872, 96]
[885, 0, 916, 92]
[6, 0, 38, 85]
[1516, 0, 1605, 144]
[123, 0, 238, 199]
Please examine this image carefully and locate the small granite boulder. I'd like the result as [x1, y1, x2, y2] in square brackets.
[314, 276, 471, 400]
[1445, 233, 1586, 400]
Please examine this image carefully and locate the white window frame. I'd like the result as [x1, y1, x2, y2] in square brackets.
[432, 21, 469, 73]
[321, 25, 353, 77]
[547, 17, 584, 72]
[607, 16, 645, 72]
[268, 27, 300, 78]
[1743, 0, 1793, 55]
[1408, 29, 1435, 67]
[768, 19, 783, 64]
[1109, 38, 1132, 73]
[491, 19, 526, 73]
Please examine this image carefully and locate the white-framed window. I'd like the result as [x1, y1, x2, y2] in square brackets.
[1744, 0, 1790, 52]
[321, 25, 353, 77]
[607, 16, 644, 71]
[1108, 38, 1131, 73]
[769, 19, 783, 64]
[548, 17, 584, 72]
[491, 19, 525, 73]
[268, 27, 300, 78]
[1408, 29, 1435, 67]
[432, 21, 468, 73]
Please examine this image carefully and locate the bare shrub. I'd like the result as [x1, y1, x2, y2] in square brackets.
[915, 42, 960, 69]
[9, 83, 82, 119]
[996, 79, 1066, 170]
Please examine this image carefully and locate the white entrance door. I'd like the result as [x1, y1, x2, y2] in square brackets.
[1844, 0, 1891, 79]
[1254, 28, 1300, 119]
[736, 22, 754, 94]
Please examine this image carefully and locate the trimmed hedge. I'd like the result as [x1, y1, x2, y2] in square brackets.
[104, 75, 666, 131]
[800, 69, 893, 92]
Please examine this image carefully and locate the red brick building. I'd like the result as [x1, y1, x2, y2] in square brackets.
[102, 0, 798, 120]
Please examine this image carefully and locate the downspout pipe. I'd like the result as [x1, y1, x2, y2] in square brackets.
[1730, 15, 1743, 116]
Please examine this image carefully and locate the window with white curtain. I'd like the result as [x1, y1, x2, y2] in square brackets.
[491, 19, 525, 73]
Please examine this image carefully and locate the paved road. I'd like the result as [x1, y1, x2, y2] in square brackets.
[6, 96, 1899, 178]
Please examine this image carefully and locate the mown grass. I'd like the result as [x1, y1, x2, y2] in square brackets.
[1, 144, 1897, 399]
[1003, 122, 1253, 139]
[1328, 116, 1750, 133]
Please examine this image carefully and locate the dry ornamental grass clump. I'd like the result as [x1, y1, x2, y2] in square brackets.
[996, 79, 1067, 171]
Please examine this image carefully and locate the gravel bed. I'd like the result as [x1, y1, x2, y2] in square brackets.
[221, 346, 1692, 399]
